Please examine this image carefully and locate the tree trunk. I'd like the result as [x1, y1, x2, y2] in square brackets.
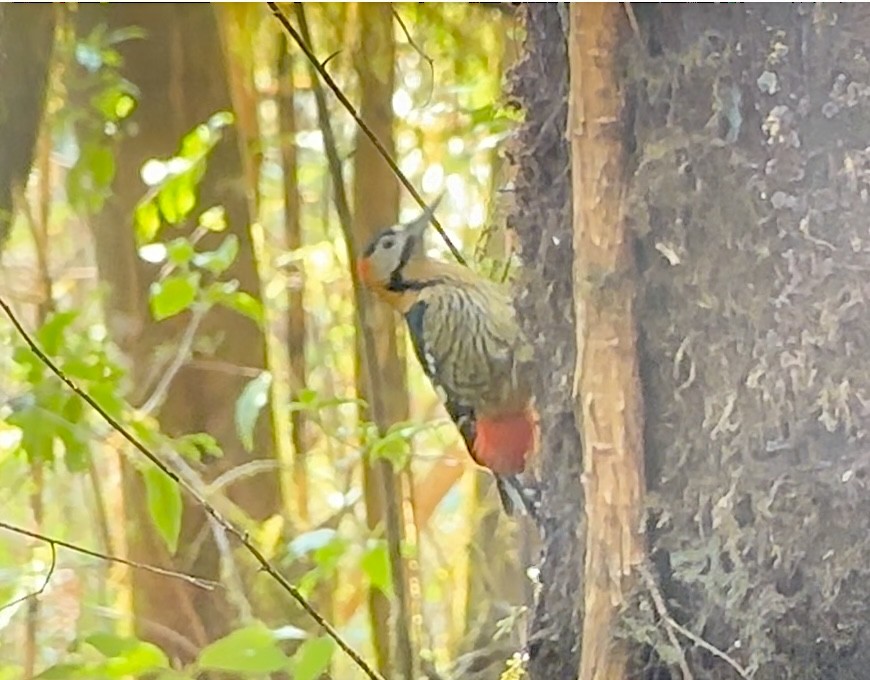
[568, 5, 646, 680]
[0, 4, 55, 249]
[351, 5, 415, 678]
[515, 3, 870, 678]
[507, 5, 584, 680]
[78, 4, 280, 664]
[629, 4, 870, 678]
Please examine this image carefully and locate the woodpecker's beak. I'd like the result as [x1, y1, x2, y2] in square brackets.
[403, 193, 444, 242]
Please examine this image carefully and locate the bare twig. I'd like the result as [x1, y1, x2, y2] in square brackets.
[266, 0, 467, 267]
[207, 459, 281, 493]
[392, 7, 435, 106]
[139, 305, 207, 415]
[0, 296, 385, 680]
[0, 542, 56, 614]
[639, 563, 750, 680]
[209, 516, 254, 623]
[0, 521, 214, 590]
[638, 564, 693, 680]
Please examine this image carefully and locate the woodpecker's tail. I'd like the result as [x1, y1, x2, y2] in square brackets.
[474, 410, 535, 476]
[495, 473, 541, 521]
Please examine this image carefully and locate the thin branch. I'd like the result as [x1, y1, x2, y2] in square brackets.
[139, 305, 207, 415]
[0, 520, 216, 591]
[209, 516, 254, 623]
[0, 296, 385, 680]
[266, 0, 467, 267]
[638, 564, 693, 680]
[639, 564, 750, 680]
[0, 542, 56, 614]
[392, 7, 435, 106]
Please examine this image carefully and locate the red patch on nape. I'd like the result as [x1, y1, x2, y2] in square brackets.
[473, 410, 535, 475]
[356, 258, 372, 285]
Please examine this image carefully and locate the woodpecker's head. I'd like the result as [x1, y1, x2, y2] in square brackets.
[357, 195, 442, 289]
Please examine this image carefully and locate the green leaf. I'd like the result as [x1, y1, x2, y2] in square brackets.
[180, 124, 212, 159]
[193, 234, 239, 275]
[84, 633, 169, 677]
[361, 541, 393, 596]
[85, 143, 115, 186]
[143, 466, 182, 554]
[67, 143, 115, 215]
[370, 429, 411, 470]
[149, 273, 199, 321]
[157, 173, 197, 225]
[198, 206, 227, 232]
[85, 632, 139, 657]
[12, 345, 44, 382]
[35, 663, 86, 679]
[135, 200, 162, 244]
[59, 395, 88, 472]
[106, 25, 147, 45]
[91, 86, 136, 122]
[198, 624, 290, 674]
[209, 110, 235, 130]
[8, 405, 55, 465]
[298, 388, 319, 406]
[225, 291, 263, 324]
[174, 432, 222, 461]
[292, 637, 335, 680]
[235, 371, 272, 451]
[313, 536, 347, 572]
[36, 311, 78, 355]
[166, 238, 195, 266]
[103, 641, 169, 677]
[208, 286, 263, 324]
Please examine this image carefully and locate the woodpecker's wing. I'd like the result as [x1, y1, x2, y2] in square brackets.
[405, 299, 479, 459]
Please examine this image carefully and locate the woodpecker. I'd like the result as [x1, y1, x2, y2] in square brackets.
[357, 198, 539, 517]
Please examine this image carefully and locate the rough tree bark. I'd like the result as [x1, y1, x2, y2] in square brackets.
[507, 5, 584, 679]
[514, 3, 870, 679]
[629, 5, 870, 678]
[0, 5, 55, 249]
[78, 4, 280, 664]
[569, 6, 646, 680]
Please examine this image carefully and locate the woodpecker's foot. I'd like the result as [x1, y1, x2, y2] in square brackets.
[496, 474, 542, 525]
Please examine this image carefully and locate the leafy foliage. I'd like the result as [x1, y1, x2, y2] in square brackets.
[61, 24, 142, 215]
[6, 309, 123, 470]
[0, 4, 527, 679]
[34, 623, 335, 679]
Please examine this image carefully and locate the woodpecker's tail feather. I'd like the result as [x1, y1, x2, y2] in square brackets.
[495, 474, 541, 522]
[474, 410, 535, 476]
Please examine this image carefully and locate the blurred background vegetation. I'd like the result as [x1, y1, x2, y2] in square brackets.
[0, 3, 530, 679]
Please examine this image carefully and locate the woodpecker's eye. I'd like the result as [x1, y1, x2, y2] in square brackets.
[382, 237, 395, 250]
